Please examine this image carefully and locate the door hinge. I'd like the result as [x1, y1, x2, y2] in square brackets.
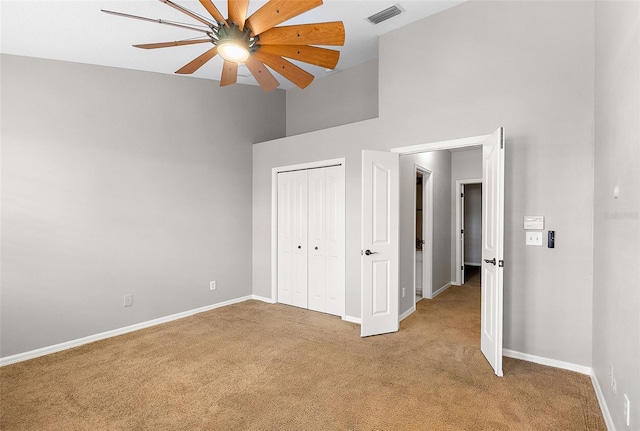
[461, 193, 464, 198]
[461, 265, 464, 271]
[498, 260, 504, 268]
[461, 229, 464, 234]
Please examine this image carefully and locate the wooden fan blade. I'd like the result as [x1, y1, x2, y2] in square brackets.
[257, 45, 339, 69]
[228, 0, 250, 30]
[245, 56, 280, 92]
[175, 47, 218, 74]
[133, 39, 212, 49]
[258, 22, 345, 46]
[198, 0, 228, 26]
[220, 61, 238, 86]
[101, 9, 211, 34]
[158, 0, 214, 26]
[253, 51, 314, 89]
[245, 0, 323, 36]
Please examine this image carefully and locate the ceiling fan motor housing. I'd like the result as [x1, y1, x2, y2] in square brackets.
[213, 23, 258, 63]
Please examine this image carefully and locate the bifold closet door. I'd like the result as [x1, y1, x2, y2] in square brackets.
[277, 170, 308, 308]
[308, 166, 344, 315]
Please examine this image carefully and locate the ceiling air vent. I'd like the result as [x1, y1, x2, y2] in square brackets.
[367, 4, 403, 25]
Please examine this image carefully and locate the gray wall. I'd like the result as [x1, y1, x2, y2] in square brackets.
[593, 1, 640, 428]
[399, 151, 451, 312]
[463, 184, 482, 266]
[378, 0, 595, 366]
[253, 0, 595, 366]
[286, 60, 378, 137]
[1, 55, 285, 357]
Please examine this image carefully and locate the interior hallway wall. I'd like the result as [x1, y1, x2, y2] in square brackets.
[1, 55, 286, 357]
[254, 0, 595, 366]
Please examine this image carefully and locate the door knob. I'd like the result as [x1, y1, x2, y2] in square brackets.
[484, 258, 496, 265]
[365, 249, 379, 256]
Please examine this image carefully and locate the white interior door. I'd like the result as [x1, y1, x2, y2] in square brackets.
[323, 166, 345, 316]
[361, 150, 399, 337]
[460, 184, 466, 283]
[308, 166, 345, 315]
[308, 168, 326, 312]
[480, 127, 505, 376]
[277, 170, 308, 309]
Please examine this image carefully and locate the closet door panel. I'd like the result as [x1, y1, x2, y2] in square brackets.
[325, 166, 345, 316]
[290, 170, 309, 309]
[277, 172, 294, 306]
[308, 168, 326, 312]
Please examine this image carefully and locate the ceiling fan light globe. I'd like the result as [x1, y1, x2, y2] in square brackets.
[217, 42, 250, 63]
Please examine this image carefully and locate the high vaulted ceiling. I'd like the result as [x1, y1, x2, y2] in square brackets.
[1, 0, 464, 89]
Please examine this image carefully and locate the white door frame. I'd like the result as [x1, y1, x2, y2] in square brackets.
[415, 166, 433, 300]
[455, 179, 482, 286]
[271, 158, 346, 317]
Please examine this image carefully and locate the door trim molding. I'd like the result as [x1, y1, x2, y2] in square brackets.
[392, 134, 490, 155]
[271, 158, 346, 315]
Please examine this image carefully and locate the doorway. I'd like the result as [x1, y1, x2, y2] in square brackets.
[456, 180, 482, 285]
[414, 166, 433, 301]
[382, 129, 504, 376]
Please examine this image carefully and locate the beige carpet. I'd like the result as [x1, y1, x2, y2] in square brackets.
[1, 276, 605, 430]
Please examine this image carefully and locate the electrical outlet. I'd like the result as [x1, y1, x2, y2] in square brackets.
[210, 280, 216, 291]
[402, 287, 406, 298]
[624, 394, 630, 427]
[123, 294, 133, 307]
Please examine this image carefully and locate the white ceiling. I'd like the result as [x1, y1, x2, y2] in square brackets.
[1, 0, 464, 89]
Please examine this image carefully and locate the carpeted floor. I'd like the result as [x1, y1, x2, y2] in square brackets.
[1, 275, 605, 430]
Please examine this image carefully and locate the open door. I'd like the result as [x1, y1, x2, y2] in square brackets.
[460, 184, 466, 283]
[361, 150, 399, 337]
[480, 127, 505, 376]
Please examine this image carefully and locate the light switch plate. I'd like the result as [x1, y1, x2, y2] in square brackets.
[524, 216, 544, 230]
[526, 231, 543, 246]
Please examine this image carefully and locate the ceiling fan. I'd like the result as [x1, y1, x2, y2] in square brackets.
[102, 0, 345, 91]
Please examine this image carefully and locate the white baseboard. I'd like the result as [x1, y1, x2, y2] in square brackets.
[251, 294, 276, 304]
[399, 305, 415, 322]
[343, 315, 361, 324]
[591, 370, 616, 431]
[432, 282, 452, 298]
[502, 348, 592, 375]
[0, 295, 253, 367]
